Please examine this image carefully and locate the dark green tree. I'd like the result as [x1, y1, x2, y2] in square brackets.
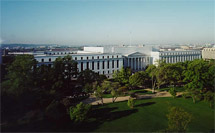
[113, 67, 132, 85]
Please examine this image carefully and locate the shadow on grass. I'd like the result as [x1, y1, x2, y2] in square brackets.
[2, 105, 138, 132]
[67, 106, 138, 132]
[135, 102, 156, 107]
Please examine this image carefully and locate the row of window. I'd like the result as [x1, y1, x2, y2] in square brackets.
[80, 60, 119, 71]
[76, 55, 119, 60]
[203, 48, 215, 51]
[40, 57, 121, 63]
[160, 52, 200, 56]
[47, 52, 72, 55]
[161, 56, 199, 62]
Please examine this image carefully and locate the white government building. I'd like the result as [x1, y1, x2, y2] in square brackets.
[32, 45, 202, 78]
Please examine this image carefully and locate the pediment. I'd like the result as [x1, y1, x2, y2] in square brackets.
[126, 52, 147, 57]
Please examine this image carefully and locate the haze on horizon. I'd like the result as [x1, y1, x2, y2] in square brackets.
[1, 0, 214, 46]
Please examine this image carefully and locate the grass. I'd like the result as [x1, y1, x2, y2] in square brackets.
[2, 97, 214, 132]
[91, 97, 214, 132]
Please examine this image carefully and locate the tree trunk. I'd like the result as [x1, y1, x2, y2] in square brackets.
[101, 98, 104, 105]
[113, 97, 117, 103]
[192, 96, 196, 104]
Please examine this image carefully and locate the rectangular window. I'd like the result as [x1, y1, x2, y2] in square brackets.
[97, 56, 99, 59]
[81, 57, 83, 60]
[75, 57, 77, 60]
[92, 62, 94, 70]
[103, 56, 104, 59]
[97, 61, 100, 70]
[92, 56, 94, 59]
[112, 60, 114, 68]
[41, 59, 44, 62]
[107, 56, 109, 59]
[81, 62, 83, 71]
[87, 57, 89, 60]
[103, 71, 105, 74]
[117, 60, 119, 68]
[107, 60, 109, 69]
[87, 62, 89, 69]
[102, 61, 105, 69]
[49, 58, 51, 62]
[108, 71, 109, 74]
[112, 56, 114, 58]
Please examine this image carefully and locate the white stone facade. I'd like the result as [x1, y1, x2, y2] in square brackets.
[34, 53, 123, 78]
[151, 50, 201, 65]
[202, 48, 215, 60]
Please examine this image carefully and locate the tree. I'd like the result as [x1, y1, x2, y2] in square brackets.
[183, 59, 213, 92]
[127, 97, 135, 109]
[146, 64, 157, 93]
[129, 72, 143, 89]
[169, 87, 177, 98]
[187, 87, 202, 104]
[3, 55, 37, 96]
[94, 85, 105, 105]
[52, 55, 78, 96]
[166, 106, 192, 132]
[204, 91, 214, 108]
[113, 67, 132, 85]
[109, 82, 121, 103]
[69, 102, 91, 123]
[77, 69, 100, 86]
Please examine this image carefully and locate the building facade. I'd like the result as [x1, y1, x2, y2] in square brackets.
[151, 50, 201, 65]
[34, 53, 123, 78]
[202, 48, 215, 60]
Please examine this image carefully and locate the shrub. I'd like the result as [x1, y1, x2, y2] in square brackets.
[169, 87, 176, 98]
[127, 97, 135, 109]
[166, 106, 192, 132]
[69, 102, 91, 123]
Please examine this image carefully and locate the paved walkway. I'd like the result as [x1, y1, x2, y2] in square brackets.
[82, 90, 183, 105]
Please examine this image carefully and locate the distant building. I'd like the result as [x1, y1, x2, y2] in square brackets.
[202, 48, 215, 60]
[6, 45, 204, 78]
[35, 53, 123, 78]
[151, 50, 201, 65]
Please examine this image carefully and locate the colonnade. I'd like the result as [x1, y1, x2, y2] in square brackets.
[127, 57, 149, 71]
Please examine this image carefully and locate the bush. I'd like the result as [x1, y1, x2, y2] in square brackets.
[127, 97, 135, 109]
[166, 106, 192, 132]
[69, 102, 91, 123]
[169, 87, 176, 98]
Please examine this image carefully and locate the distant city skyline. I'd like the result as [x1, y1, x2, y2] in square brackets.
[1, 0, 214, 45]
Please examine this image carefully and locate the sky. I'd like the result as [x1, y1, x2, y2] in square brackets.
[1, 0, 214, 45]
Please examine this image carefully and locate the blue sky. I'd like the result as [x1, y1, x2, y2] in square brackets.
[1, 0, 214, 45]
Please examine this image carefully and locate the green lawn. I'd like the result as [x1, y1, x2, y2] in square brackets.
[2, 97, 214, 132]
[90, 97, 214, 132]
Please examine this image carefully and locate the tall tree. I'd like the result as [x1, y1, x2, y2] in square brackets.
[146, 64, 157, 93]
[113, 67, 132, 85]
[52, 55, 78, 96]
[3, 55, 37, 96]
